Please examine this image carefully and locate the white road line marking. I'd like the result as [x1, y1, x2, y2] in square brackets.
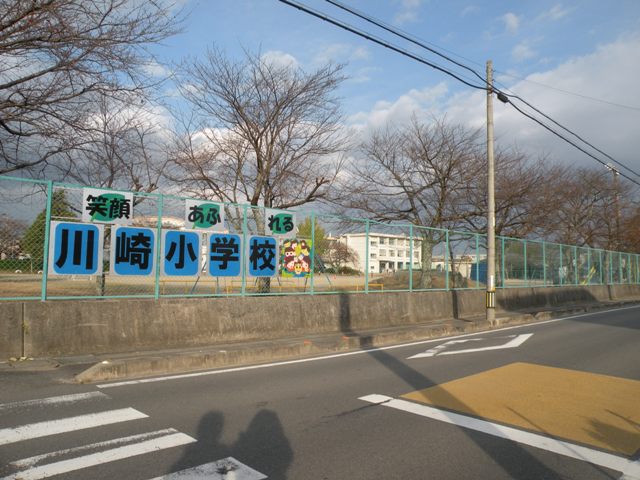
[359, 394, 637, 476]
[408, 333, 533, 359]
[619, 458, 640, 479]
[0, 392, 109, 412]
[0, 408, 148, 446]
[1, 432, 196, 480]
[11, 429, 181, 469]
[97, 304, 640, 388]
[148, 457, 267, 480]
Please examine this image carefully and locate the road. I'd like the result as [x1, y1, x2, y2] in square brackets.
[1, 305, 639, 479]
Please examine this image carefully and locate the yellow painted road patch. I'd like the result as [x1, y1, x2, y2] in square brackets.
[402, 362, 640, 457]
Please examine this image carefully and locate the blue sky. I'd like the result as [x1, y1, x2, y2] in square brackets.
[152, 0, 640, 170]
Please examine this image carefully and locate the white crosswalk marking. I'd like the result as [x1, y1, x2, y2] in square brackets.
[0, 393, 268, 479]
[0, 392, 109, 412]
[10, 429, 182, 469]
[1, 431, 196, 480]
[0, 408, 148, 446]
[148, 457, 267, 480]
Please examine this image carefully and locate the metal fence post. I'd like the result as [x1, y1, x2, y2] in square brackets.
[40, 181, 54, 301]
[241, 204, 248, 296]
[364, 219, 370, 294]
[475, 233, 480, 290]
[445, 229, 450, 291]
[609, 251, 613, 284]
[599, 250, 603, 285]
[409, 224, 414, 292]
[542, 241, 547, 287]
[618, 251, 622, 284]
[559, 245, 563, 286]
[153, 193, 164, 300]
[573, 245, 578, 285]
[501, 236, 505, 288]
[523, 239, 528, 287]
[587, 248, 591, 285]
[310, 212, 315, 295]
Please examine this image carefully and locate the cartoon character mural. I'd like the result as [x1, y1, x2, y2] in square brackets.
[280, 238, 313, 278]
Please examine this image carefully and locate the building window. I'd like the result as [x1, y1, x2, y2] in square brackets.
[414, 251, 420, 259]
[370, 241, 378, 247]
[379, 249, 387, 256]
[370, 253, 377, 259]
[379, 237, 386, 245]
[388, 238, 395, 245]
[389, 250, 395, 257]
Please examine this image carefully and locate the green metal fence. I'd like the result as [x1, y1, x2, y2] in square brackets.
[1, 175, 639, 301]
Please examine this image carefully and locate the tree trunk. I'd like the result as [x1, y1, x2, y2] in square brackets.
[418, 234, 434, 289]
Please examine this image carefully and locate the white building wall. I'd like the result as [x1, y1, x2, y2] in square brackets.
[338, 232, 423, 274]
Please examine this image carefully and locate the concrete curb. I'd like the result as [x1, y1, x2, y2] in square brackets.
[74, 301, 637, 384]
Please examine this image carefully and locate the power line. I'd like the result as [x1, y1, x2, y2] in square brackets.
[280, 0, 640, 184]
[494, 71, 640, 112]
[326, 0, 640, 115]
[277, 0, 486, 91]
[328, 0, 640, 113]
[324, 0, 486, 84]
[505, 99, 640, 187]
[319, 0, 640, 181]
[501, 93, 640, 179]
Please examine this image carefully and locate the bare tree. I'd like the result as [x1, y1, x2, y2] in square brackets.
[341, 116, 484, 287]
[0, 0, 183, 175]
[166, 48, 350, 210]
[0, 214, 26, 259]
[544, 167, 636, 250]
[460, 149, 563, 239]
[54, 97, 170, 194]
[621, 204, 640, 253]
[324, 239, 359, 272]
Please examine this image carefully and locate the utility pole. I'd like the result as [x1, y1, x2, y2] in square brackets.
[605, 163, 621, 251]
[486, 60, 496, 324]
[613, 167, 621, 251]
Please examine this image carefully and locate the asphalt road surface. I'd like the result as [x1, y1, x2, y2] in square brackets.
[1, 305, 639, 479]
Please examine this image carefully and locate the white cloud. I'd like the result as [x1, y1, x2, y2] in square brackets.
[347, 83, 449, 132]
[142, 61, 171, 78]
[502, 12, 521, 35]
[512, 42, 538, 62]
[260, 50, 299, 69]
[345, 66, 378, 85]
[393, 0, 423, 26]
[348, 35, 640, 171]
[461, 5, 479, 16]
[445, 34, 640, 168]
[313, 44, 371, 65]
[351, 46, 371, 61]
[538, 4, 572, 21]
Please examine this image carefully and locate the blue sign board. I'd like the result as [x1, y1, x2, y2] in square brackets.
[110, 227, 155, 276]
[208, 234, 241, 277]
[162, 230, 201, 276]
[49, 222, 104, 275]
[247, 235, 278, 277]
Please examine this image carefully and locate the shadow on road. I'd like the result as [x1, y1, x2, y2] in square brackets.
[169, 409, 293, 479]
[497, 288, 640, 330]
[338, 292, 618, 479]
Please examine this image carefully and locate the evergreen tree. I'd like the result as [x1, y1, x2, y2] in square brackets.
[297, 217, 329, 258]
[22, 191, 76, 269]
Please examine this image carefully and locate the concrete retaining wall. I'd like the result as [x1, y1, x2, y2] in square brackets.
[2, 284, 639, 358]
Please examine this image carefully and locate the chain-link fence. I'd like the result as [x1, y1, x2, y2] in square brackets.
[1, 175, 639, 301]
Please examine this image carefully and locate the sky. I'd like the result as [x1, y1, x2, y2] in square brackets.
[151, 0, 640, 174]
